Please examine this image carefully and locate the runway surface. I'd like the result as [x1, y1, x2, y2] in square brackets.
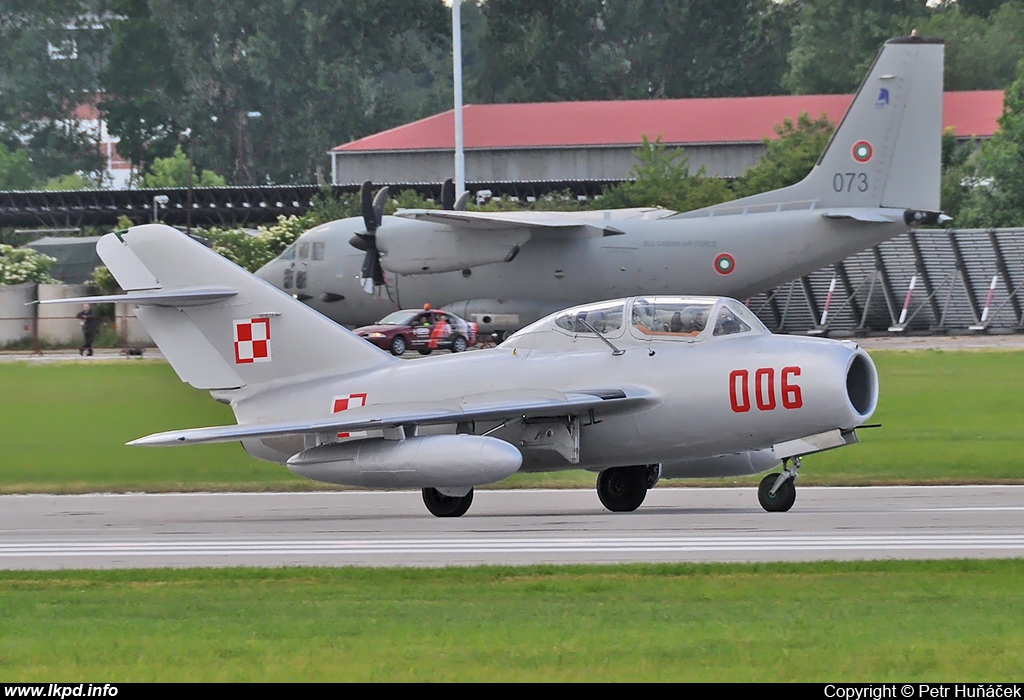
[1, 485, 1022, 569]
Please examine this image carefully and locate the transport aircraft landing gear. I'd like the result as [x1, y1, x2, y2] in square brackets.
[422, 487, 474, 517]
[757, 457, 800, 513]
[597, 466, 649, 512]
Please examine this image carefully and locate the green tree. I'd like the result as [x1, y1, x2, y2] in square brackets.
[478, 1, 795, 102]
[595, 136, 734, 212]
[0, 144, 36, 189]
[734, 113, 835, 197]
[785, 0, 929, 94]
[915, 1, 1024, 91]
[956, 55, 1024, 227]
[99, 0, 184, 180]
[0, 0, 111, 180]
[139, 146, 226, 188]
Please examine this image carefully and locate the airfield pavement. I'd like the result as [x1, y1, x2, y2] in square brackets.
[0, 486, 1022, 569]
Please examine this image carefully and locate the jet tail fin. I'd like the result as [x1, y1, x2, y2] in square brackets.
[694, 35, 944, 215]
[95, 225, 395, 392]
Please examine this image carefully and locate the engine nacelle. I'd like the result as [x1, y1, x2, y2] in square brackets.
[285, 434, 523, 488]
[377, 220, 528, 274]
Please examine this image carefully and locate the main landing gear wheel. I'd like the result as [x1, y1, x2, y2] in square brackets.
[757, 473, 796, 512]
[596, 466, 649, 512]
[422, 487, 474, 517]
[390, 336, 407, 356]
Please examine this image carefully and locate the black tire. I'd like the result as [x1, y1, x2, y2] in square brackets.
[389, 336, 407, 356]
[596, 466, 648, 512]
[422, 487, 474, 517]
[451, 335, 468, 353]
[645, 464, 662, 489]
[757, 473, 796, 512]
[418, 348, 433, 355]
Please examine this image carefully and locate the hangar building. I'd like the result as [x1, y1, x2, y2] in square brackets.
[330, 91, 1002, 186]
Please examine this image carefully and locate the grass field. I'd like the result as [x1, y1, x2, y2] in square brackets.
[1, 349, 1022, 493]
[0, 560, 1021, 681]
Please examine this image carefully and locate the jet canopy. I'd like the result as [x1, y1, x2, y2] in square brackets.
[506, 296, 768, 352]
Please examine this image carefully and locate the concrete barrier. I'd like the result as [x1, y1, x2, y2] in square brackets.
[0, 282, 35, 346]
[36, 284, 90, 344]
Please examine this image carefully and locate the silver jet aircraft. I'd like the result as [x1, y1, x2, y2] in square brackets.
[47, 225, 879, 517]
[257, 35, 944, 335]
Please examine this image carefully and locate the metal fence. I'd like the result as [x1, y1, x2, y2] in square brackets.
[747, 228, 1024, 335]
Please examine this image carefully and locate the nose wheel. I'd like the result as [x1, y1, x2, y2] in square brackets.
[422, 487, 474, 517]
[757, 457, 800, 512]
[596, 465, 649, 512]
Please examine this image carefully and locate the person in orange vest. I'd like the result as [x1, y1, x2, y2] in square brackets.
[428, 308, 450, 349]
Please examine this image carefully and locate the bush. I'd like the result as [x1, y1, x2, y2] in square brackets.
[0, 245, 58, 284]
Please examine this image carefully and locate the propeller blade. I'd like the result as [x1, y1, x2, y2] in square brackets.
[360, 249, 377, 282]
[372, 186, 389, 228]
[454, 191, 470, 211]
[359, 250, 386, 290]
[360, 181, 377, 233]
[441, 178, 456, 210]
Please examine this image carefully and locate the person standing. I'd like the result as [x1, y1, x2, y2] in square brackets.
[76, 303, 100, 356]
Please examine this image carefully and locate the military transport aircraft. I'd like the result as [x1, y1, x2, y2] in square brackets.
[45, 225, 879, 517]
[256, 35, 945, 335]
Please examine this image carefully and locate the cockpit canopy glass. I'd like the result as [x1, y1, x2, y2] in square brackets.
[554, 300, 624, 334]
[630, 298, 714, 337]
[278, 242, 297, 260]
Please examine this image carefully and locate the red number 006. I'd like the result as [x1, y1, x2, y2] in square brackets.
[729, 366, 803, 413]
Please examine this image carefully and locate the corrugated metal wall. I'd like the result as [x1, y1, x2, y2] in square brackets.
[748, 229, 1024, 334]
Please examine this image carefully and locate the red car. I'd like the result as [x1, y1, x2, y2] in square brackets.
[355, 308, 478, 356]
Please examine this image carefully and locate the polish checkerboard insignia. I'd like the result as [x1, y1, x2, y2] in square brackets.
[233, 318, 272, 364]
[332, 392, 368, 438]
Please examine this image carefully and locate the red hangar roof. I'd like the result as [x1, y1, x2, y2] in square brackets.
[332, 91, 1002, 153]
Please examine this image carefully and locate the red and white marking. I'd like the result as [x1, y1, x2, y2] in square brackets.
[332, 393, 368, 439]
[713, 252, 736, 276]
[852, 140, 873, 163]
[233, 318, 271, 364]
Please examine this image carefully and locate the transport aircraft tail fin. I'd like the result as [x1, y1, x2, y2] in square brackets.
[76, 225, 395, 391]
[690, 35, 944, 215]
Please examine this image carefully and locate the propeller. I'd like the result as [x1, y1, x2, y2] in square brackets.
[348, 180, 388, 290]
[441, 178, 456, 210]
[441, 178, 469, 211]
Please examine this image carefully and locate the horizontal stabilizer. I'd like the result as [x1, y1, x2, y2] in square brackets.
[128, 388, 659, 447]
[820, 210, 901, 224]
[34, 286, 239, 307]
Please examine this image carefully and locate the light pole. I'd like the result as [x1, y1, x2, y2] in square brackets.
[179, 128, 193, 235]
[452, 0, 465, 197]
[151, 195, 169, 223]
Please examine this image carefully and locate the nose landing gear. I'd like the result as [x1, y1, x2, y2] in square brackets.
[757, 456, 800, 512]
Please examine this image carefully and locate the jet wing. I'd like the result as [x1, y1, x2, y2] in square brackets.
[128, 388, 660, 447]
[394, 209, 625, 236]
